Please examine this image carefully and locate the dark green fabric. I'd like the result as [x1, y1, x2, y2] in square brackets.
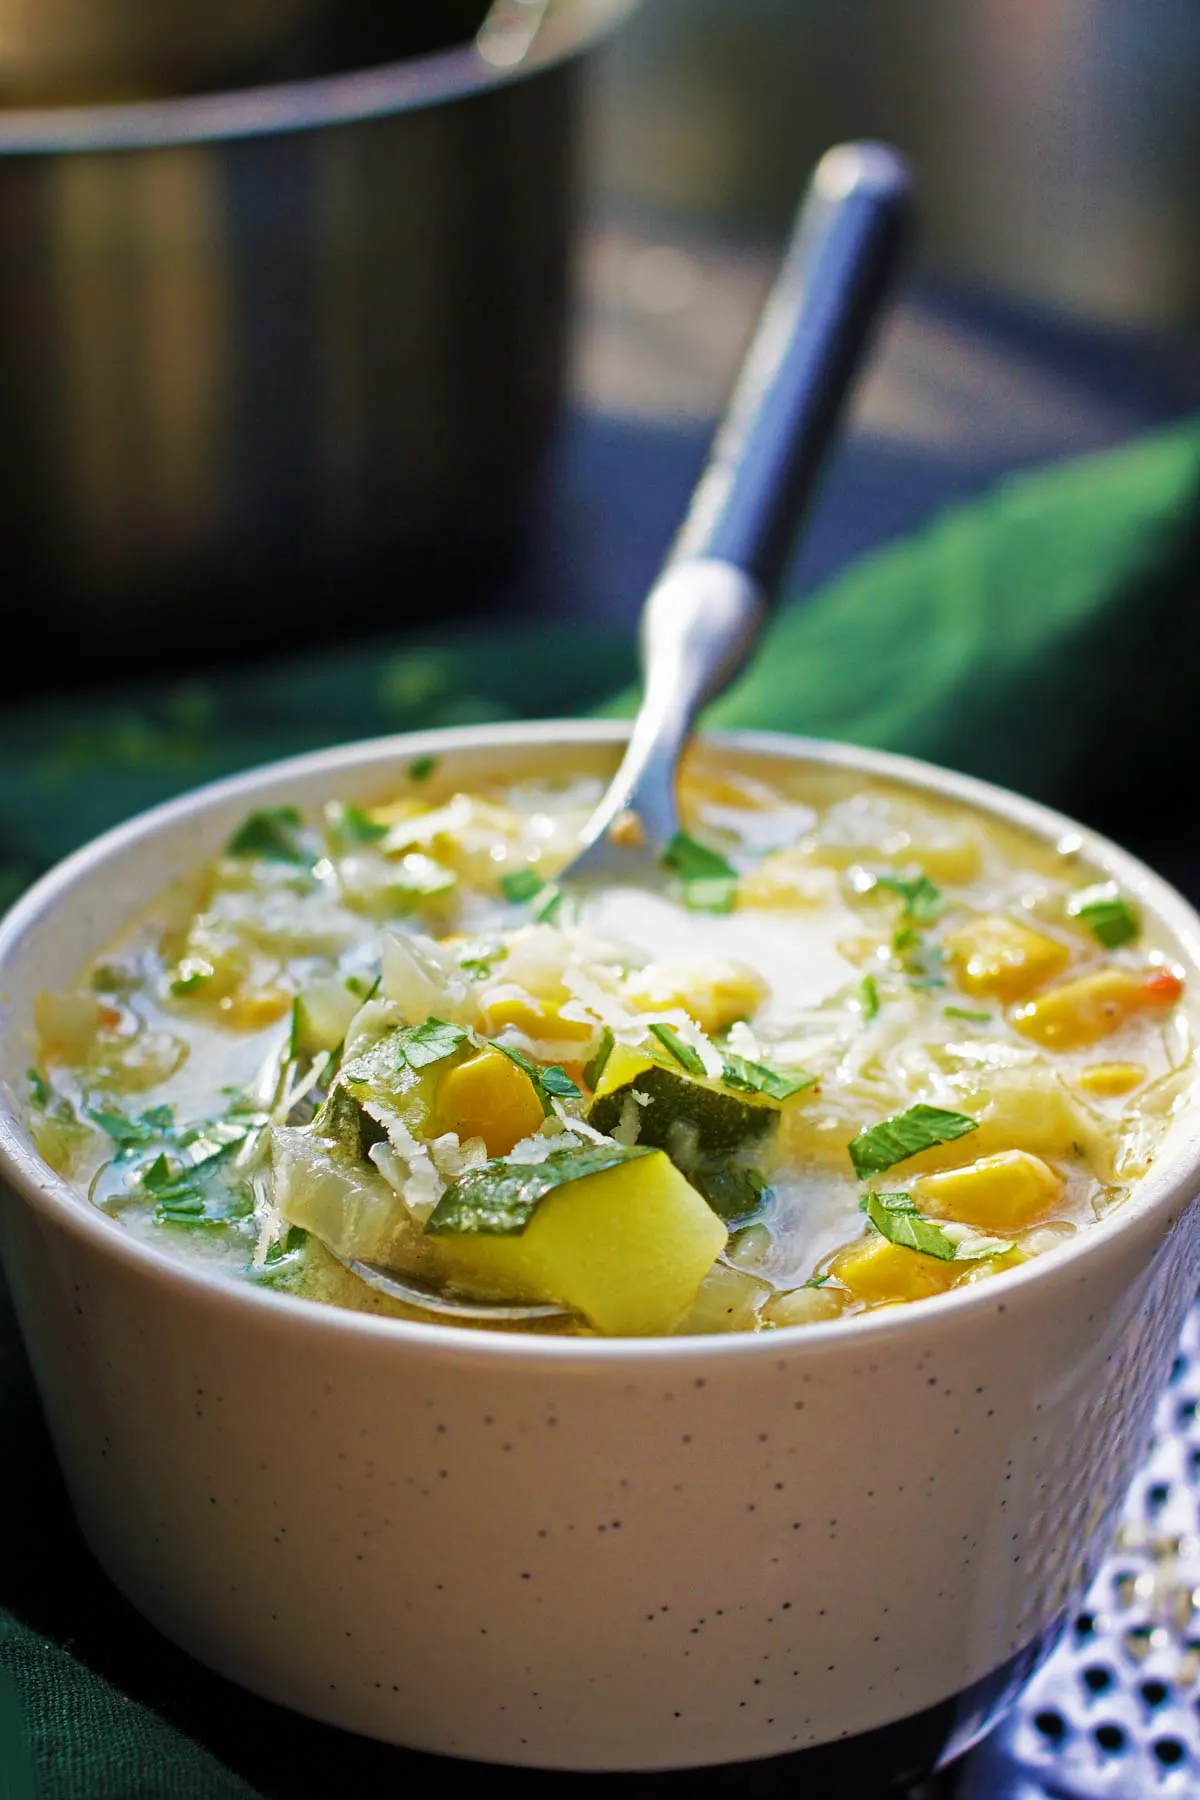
[2, 418, 1199, 1796]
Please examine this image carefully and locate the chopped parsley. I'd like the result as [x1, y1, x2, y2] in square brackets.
[848, 1104, 978, 1179]
[583, 1027, 615, 1091]
[143, 1149, 253, 1232]
[648, 1022, 707, 1077]
[393, 1018, 468, 1071]
[663, 831, 738, 914]
[1069, 885, 1140, 950]
[225, 807, 313, 865]
[500, 868, 548, 905]
[860, 974, 880, 1021]
[492, 1041, 581, 1115]
[720, 1053, 816, 1103]
[873, 872, 944, 923]
[803, 1274, 830, 1290]
[324, 801, 388, 845]
[943, 1006, 992, 1024]
[456, 937, 508, 982]
[407, 756, 439, 782]
[427, 1142, 652, 1236]
[27, 1067, 51, 1108]
[88, 1103, 175, 1157]
[864, 1191, 957, 1261]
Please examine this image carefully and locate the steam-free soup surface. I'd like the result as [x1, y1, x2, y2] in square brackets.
[27, 755, 1194, 1335]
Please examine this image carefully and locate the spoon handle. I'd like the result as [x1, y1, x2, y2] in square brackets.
[572, 143, 910, 869]
[670, 140, 912, 594]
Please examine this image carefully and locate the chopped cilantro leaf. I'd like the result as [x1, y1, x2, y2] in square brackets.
[648, 1022, 707, 1077]
[865, 1191, 957, 1260]
[427, 1142, 652, 1236]
[394, 1018, 467, 1071]
[531, 881, 580, 927]
[408, 755, 438, 782]
[225, 807, 313, 864]
[500, 868, 548, 905]
[325, 801, 388, 845]
[1069, 885, 1140, 950]
[848, 1104, 978, 1179]
[583, 1027, 615, 1091]
[539, 1064, 582, 1103]
[143, 1149, 253, 1231]
[491, 1041, 578, 1116]
[720, 1053, 816, 1102]
[874, 872, 944, 924]
[88, 1103, 175, 1156]
[860, 974, 880, 1022]
[943, 1006, 992, 1023]
[663, 832, 739, 914]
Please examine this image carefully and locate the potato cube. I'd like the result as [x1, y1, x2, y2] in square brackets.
[428, 1149, 727, 1336]
[945, 914, 1070, 1003]
[912, 1150, 1062, 1232]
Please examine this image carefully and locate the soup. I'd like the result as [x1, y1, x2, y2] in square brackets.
[26, 755, 1195, 1336]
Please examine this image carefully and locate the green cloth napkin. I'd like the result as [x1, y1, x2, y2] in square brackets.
[2, 418, 1199, 1796]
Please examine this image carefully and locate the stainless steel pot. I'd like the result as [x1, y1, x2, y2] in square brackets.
[0, 0, 636, 678]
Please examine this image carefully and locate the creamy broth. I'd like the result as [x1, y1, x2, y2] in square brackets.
[26, 756, 1196, 1335]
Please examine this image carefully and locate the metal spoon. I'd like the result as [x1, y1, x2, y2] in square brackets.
[338, 141, 911, 1322]
[566, 140, 911, 885]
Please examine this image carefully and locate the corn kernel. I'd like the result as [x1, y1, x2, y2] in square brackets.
[945, 914, 1070, 1003]
[477, 992, 595, 1043]
[436, 1048, 546, 1157]
[829, 1235, 961, 1304]
[1012, 967, 1183, 1050]
[737, 852, 840, 910]
[624, 958, 768, 1035]
[1077, 1061, 1147, 1098]
[220, 987, 292, 1030]
[912, 1150, 1063, 1232]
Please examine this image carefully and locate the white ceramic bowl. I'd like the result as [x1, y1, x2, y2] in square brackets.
[2, 723, 1200, 1784]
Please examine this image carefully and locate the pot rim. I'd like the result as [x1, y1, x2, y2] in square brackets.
[0, 0, 638, 156]
[2, 717, 1198, 1367]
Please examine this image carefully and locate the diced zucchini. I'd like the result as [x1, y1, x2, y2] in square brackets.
[426, 1149, 727, 1335]
[291, 977, 362, 1058]
[588, 1046, 778, 1156]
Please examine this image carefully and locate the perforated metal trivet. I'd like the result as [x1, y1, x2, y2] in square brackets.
[954, 1302, 1200, 1798]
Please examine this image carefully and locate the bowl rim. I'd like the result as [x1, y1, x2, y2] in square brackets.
[2, 716, 1198, 1367]
[0, 0, 638, 156]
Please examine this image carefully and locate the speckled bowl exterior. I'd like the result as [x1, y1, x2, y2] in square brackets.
[2, 724, 1200, 1777]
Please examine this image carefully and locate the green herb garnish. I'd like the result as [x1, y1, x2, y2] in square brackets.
[394, 1018, 468, 1071]
[530, 882, 580, 928]
[583, 1027, 615, 1091]
[427, 1141, 652, 1236]
[663, 831, 739, 914]
[88, 1103, 175, 1157]
[804, 1274, 830, 1290]
[500, 868, 548, 905]
[225, 807, 313, 865]
[860, 974, 880, 1021]
[720, 1053, 816, 1102]
[848, 1104, 978, 1179]
[1069, 885, 1140, 950]
[648, 1022, 707, 1077]
[864, 1190, 957, 1260]
[491, 1041, 580, 1115]
[27, 1067, 51, 1108]
[874, 872, 944, 923]
[408, 755, 438, 782]
[943, 1006, 992, 1023]
[325, 801, 388, 845]
[456, 937, 507, 982]
[143, 1149, 253, 1231]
